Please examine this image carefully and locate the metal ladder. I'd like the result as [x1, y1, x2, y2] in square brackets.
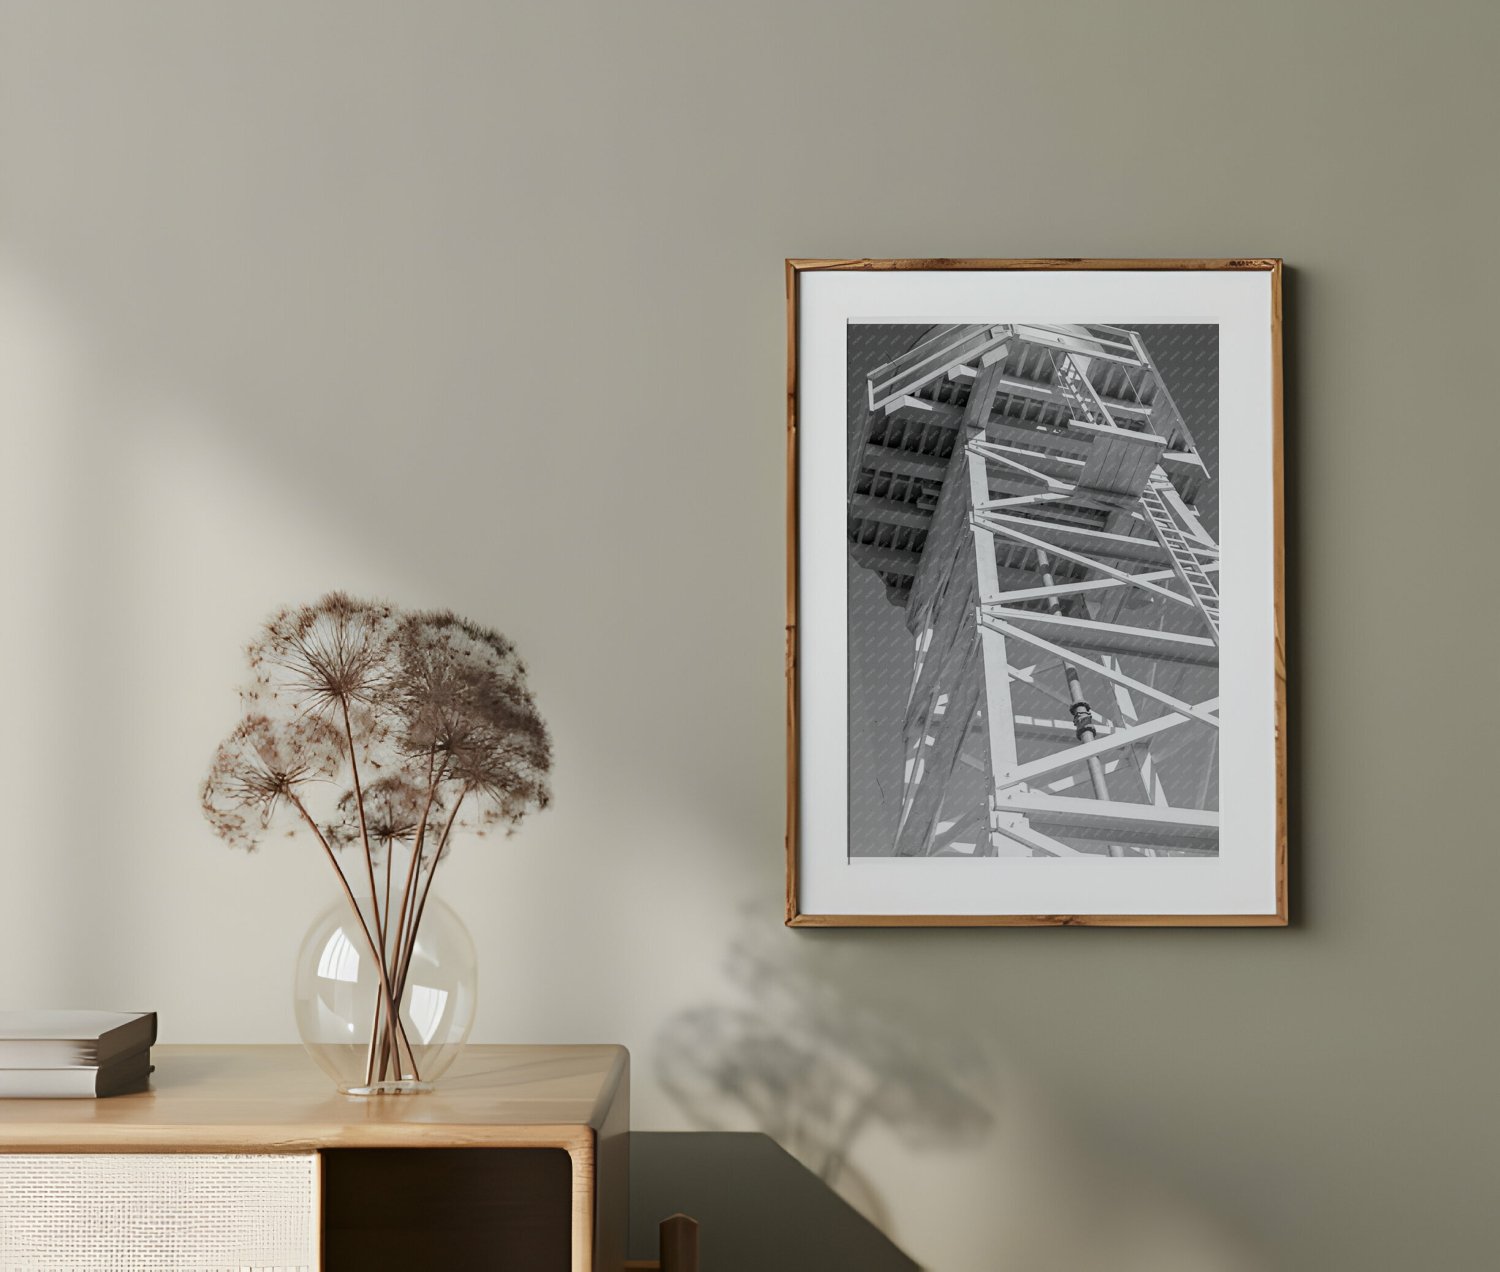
[1139, 473, 1220, 643]
[1052, 352, 1110, 428]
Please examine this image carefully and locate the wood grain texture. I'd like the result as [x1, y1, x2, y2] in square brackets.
[0, 1044, 629, 1272]
[785, 257, 802, 927]
[787, 257, 1281, 273]
[0, 1044, 627, 1153]
[593, 1048, 630, 1272]
[1270, 261, 1290, 924]
[785, 258, 1288, 927]
[786, 911, 1289, 927]
[657, 1214, 700, 1272]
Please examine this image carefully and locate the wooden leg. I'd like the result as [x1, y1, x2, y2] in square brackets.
[659, 1214, 700, 1272]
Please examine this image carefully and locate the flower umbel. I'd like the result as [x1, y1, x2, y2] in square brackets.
[390, 610, 552, 843]
[201, 714, 345, 851]
[245, 592, 397, 720]
[328, 774, 446, 860]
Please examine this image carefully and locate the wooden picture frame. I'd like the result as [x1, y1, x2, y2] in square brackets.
[786, 259, 1285, 927]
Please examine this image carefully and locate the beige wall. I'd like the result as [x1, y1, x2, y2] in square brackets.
[1, 3, 1495, 1269]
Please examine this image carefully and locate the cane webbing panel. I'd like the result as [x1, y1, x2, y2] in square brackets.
[0, 1153, 317, 1271]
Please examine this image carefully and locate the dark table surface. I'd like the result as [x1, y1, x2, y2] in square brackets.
[629, 1132, 918, 1270]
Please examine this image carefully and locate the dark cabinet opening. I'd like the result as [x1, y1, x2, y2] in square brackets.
[321, 1147, 573, 1271]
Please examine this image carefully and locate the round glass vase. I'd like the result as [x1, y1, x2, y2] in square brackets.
[293, 894, 477, 1095]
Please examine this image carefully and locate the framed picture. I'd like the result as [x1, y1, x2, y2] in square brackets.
[786, 259, 1285, 926]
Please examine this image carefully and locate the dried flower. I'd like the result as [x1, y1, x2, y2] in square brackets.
[390, 610, 552, 839]
[245, 592, 397, 721]
[201, 714, 345, 851]
[201, 593, 553, 1086]
[327, 774, 445, 860]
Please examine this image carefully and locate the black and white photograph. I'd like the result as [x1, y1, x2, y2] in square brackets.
[847, 321, 1220, 861]
[789, 261, 1285, 925]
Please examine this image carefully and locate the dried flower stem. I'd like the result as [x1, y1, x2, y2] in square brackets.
[338, 698, 392, 1089]
[371, 749, 443, 1084]
[395, 784, 470, 1001]
[340, 699, 384, 947]
[364, 847, 398, 1084]
[381, 853, 393, 958]
[387, 750, 440, 989]
[287, 791, 413, 1081]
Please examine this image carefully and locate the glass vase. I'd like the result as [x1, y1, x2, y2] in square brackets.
[293, 893, 477, 1095]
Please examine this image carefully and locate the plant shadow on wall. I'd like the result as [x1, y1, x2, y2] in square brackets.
[201, 592, 551, 1094]
[655, 910, 998, 1229]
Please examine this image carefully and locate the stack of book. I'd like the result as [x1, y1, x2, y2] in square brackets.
[0, 1010, 157, 1098]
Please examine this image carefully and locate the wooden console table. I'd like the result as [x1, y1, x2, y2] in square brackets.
[0, 1043, 630, 1271]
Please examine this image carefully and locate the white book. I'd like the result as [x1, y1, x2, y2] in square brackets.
[0, 1049, 153, 1098]
[0, 1010, 157, 1069]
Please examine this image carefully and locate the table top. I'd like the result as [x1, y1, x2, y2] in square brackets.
[0, 1044, 628, 1152]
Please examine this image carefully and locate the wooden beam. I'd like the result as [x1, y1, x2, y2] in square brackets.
[996, 712, 1201, 791]
[992, 566, 1183, 605]
[850, 536, 1085, 593]
[995, 791, 1219, 851]
[869, 325, 1006, 389]
[989, 817, 1088, 858]
[968, 440, 1072, 490]
[1012, 323, 1147, 367]
[987, 420, 1095, 457]
[974, 439, 1085, 471]
[884, 394, 952, 421]
[868, 325, 971, 382]
[849, 493, 933, 531]
[869, 327, 1011, 410]
[948, 365, 1155, 417]
[980, 615, 1221, 729]
[973, 513, 1189, 605]
[977, 513, 1179, 568]
[1104, 655, 1170, 809]
[894, 637, 985, 856]
[974, 493, 1072, 513]
[964, 366, 1026, 799]
[928, 803, 990, 857]
[858, 444, 948, 481]
[984, 607, 1218, 666]
[1005, 665, 1118, 728]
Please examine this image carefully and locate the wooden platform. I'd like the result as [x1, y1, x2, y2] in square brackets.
[1073, 419, 1167, 499]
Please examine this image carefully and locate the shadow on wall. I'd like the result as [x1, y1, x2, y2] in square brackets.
[654, 909, 998, 1231]
[655, 909, 1270, 1272]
